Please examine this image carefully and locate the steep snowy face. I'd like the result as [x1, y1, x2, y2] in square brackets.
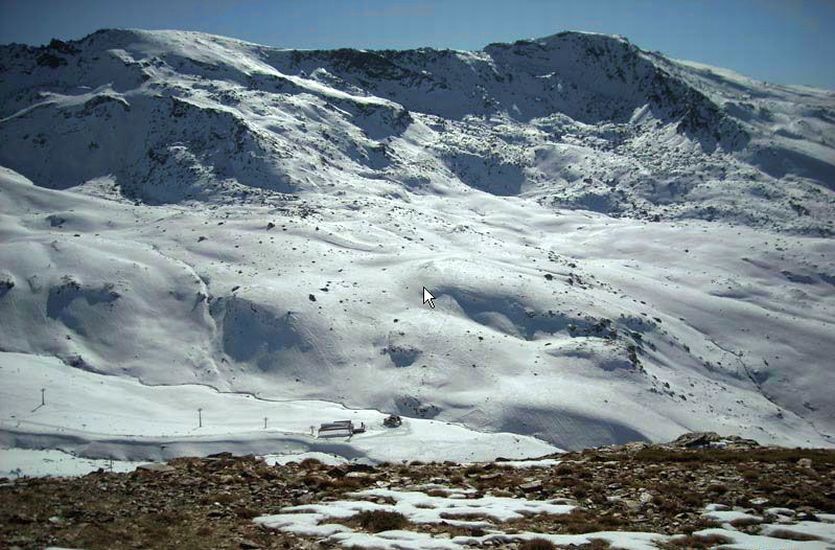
[1, 29, 832, 227]
[0, 30, 412, 203]
[274, 32, 741, 138]
[0, 29, 834, 455]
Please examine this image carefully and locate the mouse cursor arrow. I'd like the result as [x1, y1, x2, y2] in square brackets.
[422, 287, 436, 309]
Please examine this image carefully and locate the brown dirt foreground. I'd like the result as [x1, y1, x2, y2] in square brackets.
[1, 440, 833, 549]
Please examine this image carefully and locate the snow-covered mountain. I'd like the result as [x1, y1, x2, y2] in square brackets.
[1, 29, 833, 468]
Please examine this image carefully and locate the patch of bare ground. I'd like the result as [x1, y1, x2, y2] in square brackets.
[502, 509, 627, 534]
[2, 439, 834, 549]
[519, 539, 560, 550]
[0, 453, 376, 549]
[345, 510, 410, 532]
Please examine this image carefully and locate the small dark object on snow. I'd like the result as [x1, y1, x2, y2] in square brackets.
[352, 509, 409, 532]
[383, 414, 402, 428]
[318, 420, 354, 438]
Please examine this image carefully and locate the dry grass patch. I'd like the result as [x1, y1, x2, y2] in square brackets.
[519, 539, 557, 550]
[658, 532, 735, 548]
[729, 516, 762, 529]
[505, 509, 626, 535]
[767, 528, 822, 542]
[348, 510, 410, 532]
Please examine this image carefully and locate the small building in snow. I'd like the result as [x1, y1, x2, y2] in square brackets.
[318, 420, 361, 438]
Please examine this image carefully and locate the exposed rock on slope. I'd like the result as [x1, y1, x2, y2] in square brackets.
[1, 29, 832, 229]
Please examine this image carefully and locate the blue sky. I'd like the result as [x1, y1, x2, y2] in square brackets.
[1, 0, 833, 89]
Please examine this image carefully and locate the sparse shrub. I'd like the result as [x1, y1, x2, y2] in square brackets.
[729, 516, 761, 528]
[658, 533, 732, 549]
[234, 505, 259, 519]
[694, 533, 735, 545]
[298, 458, 322, 469]
[707, 482, 728, 496]
[682, 491, 703, 507]
[546, 509, 625, 534]
[332, 476, 363, 490]
[555, 464, 572, 476]
[767, 529, 821, 542]
[301, 474, 331, 490]
[351, 510, 409, 532]
[519, 538, 557, 550]
[200, 492, 237, 505]
[588, 485, 608, 505]
[464, 464, 483, 476]
[656, 495, 684, 515]
[571, 482, 590, 500]
[739, 466, 759, 481]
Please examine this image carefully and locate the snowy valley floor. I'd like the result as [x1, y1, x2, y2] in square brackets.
[2, 443, 834, 549]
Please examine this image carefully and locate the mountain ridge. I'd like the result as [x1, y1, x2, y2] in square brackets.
[1, 28, 832, 231]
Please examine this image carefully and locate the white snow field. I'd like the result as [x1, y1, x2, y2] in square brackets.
[0, 351, 556, 469]
[0, 448, 144, 478]
[1, 29, 834, 472]
[253, 487, 835, 549]
[253, 486, 668, 550]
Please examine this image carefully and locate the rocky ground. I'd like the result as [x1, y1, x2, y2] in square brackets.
[2, 435, 834, 549]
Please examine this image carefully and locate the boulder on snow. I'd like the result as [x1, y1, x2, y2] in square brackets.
[383, 414, 402, 428]
[0, 271, 15, 293]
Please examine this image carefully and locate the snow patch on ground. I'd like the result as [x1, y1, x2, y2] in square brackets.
[0, 448, 143, 478]
[254, 486, 669, 550]
[255, 492, 835, 550]
[0, 351, 559, 468]
[691, 504, 835, 549]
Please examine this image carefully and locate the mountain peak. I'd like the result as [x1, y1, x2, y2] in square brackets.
[0, 28, 831, 216]
[484, 30, 633, 52]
